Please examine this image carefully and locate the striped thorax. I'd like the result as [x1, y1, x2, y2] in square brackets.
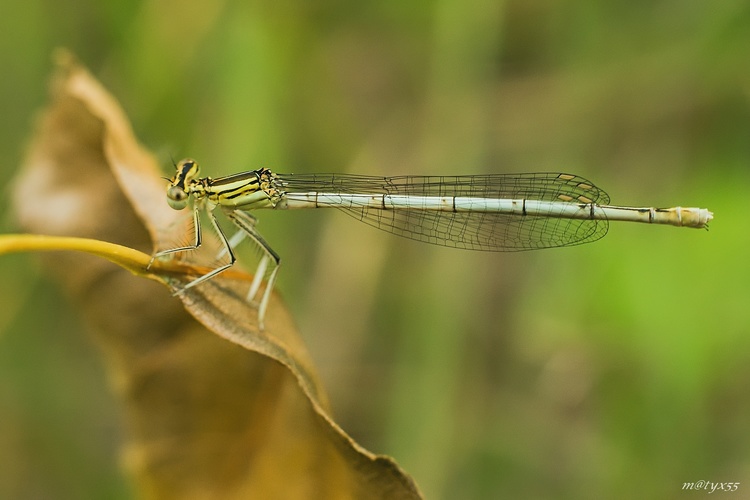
[166, 158, 282, 211]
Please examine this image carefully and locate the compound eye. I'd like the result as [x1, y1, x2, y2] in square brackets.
[167, 185, 189, 210]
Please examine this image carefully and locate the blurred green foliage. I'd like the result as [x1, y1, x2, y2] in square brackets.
[1, 1, 749, 499]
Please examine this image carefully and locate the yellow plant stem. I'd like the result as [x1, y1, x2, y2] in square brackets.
[0, 234, 256, 284]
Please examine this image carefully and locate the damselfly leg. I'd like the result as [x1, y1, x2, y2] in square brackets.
[225, 209, 281, 329]
[153, 203, 279, 329]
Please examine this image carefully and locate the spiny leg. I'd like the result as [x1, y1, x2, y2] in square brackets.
[218, 229, 247, 260]
[149, 203, 203, 267]
[246, 253, 269, 306]
[224, 213, 272, 304]
[226, 209, 281, 330]
[173, 208, 237, 293]
[215, 216, 267, 310]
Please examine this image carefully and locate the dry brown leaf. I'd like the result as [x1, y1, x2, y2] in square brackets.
[11, 50, 421, 500]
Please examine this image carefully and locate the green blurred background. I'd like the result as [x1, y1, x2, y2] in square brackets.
[1, 1, 749, 498]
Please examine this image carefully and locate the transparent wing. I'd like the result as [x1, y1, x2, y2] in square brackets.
[275, 172, 610, 251]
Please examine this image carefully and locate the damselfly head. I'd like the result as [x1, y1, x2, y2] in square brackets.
[163, 158, 202, 210]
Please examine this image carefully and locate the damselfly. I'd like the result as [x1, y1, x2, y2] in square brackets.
[154, 158, 713, 328]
